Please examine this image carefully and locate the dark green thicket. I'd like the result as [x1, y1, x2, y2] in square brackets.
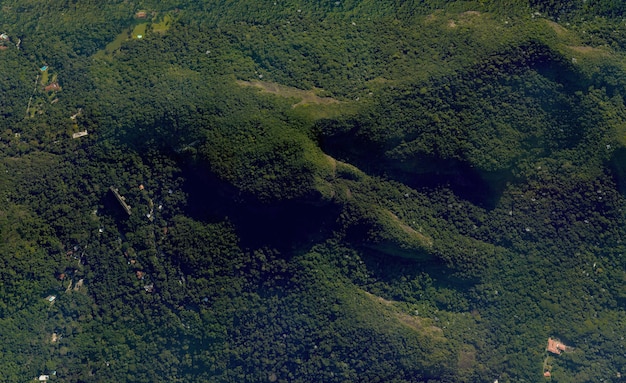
[610, 148, 626, 194]
[316, 41, 599, 207]
[527, 0, 626, 19]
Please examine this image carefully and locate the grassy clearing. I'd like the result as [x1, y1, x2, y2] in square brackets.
[237, 80, 341, 107]
[132, 23, 148, 39]
[361, 291, 445, 339]
[94, 22, 148, 59]
[152, 14, 173, 34]
[40, 69, 48, 85]
[566, 45, 610, 56]
[237, 79, 361, 120]
[94, 28, 130, 59]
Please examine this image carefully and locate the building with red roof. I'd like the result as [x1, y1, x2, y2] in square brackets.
[546, 338, 569, 355]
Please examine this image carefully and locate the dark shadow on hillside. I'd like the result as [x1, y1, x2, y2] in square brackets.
[102, 188, 134, 221]
[608, 147, 626, 196]
[384, 159, 509, 209]
[180, 163, 342, 251]
[316, 41, 589, 209]
[318, 130, 506, 208]
[357, 247, 476, 312]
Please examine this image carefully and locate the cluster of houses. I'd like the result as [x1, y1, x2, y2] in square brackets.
[543, 338, 573, 379]
[31, 11, 162, 382]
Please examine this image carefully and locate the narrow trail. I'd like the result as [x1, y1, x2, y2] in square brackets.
[25, 73, 40, 117]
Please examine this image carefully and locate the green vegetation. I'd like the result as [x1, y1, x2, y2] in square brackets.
[0, 0, 625, 382]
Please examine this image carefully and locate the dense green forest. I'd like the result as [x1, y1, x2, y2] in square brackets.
[1, 0, 625, 382]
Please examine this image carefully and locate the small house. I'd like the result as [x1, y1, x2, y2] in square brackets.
[39, 375, 50, 382]
[40, 65, 48, 72]
[70, 108, 82, 120]
[546, 338, 569, 355]
[136, 11, 147, 18]
[0, 33, 8, 40]
[44, 82, 60, 92]
[45, 295, 56, 303]
[72, 130, 88, 139]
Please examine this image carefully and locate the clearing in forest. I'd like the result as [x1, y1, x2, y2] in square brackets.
[95, 22, 149, 59]
[131, 23, 147, 39]
[362, 291, 444, 338]
[236, 80, 340, 108]
[152, 14, 173, 33]
[567, 45, 609, 56]
[545, 20, 569, 36]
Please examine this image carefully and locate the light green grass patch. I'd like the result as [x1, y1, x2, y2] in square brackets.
[95, 28, 131, 59]
[237, 80, 341, 108]
[94, 22, 148, 59]
[132, 23, 148, 39]
[40, 69, 48, 85]
[152, 14, 173, 34]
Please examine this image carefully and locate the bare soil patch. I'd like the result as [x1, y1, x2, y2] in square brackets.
[461, 11, 481, 17]
[237, 80, 340, 108]
[568, 45, 607, 55]
[545, 20, 568, 36]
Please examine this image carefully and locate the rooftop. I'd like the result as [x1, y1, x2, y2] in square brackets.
[547, 338, 569, 355]
[44, 82, 60, 92]
[72, 130, 88, 139]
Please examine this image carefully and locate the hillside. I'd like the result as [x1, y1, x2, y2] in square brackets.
[0, 1, 625, 382]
